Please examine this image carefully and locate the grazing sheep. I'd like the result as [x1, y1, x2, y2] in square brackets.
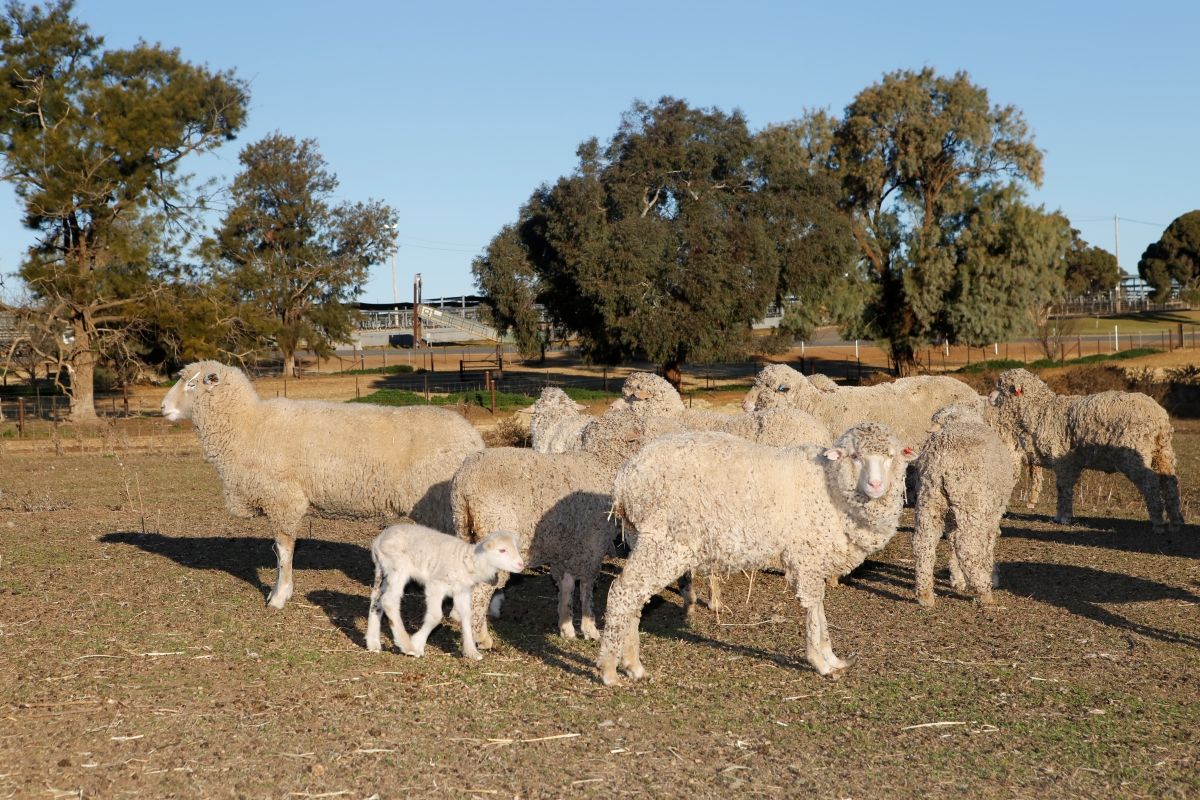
[741, 364, 977, 449]
[989, 368, 1183, 531]
[912, 403, 1016, 607]
[598, 423, 917, 685]
[160, 361, 484, 609]
[366, 525, 524, 660]
[525, 387, 590, 453]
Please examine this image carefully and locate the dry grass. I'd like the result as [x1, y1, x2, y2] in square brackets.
[1, 415, 1198, 798]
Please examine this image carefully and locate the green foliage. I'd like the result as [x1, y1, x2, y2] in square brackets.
[1138, 210, 1200, 301]
[832, 68, 1048, 372]
[351, 388, 536, 410]
[474, 97, 856, 377]
[0, 0, 249, 417]
[1066, 237, 1121, 296]
[203, 134, 397, 376]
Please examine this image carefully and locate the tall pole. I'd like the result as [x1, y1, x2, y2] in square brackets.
[391, 250, 398, 306]
[1113, 215, 1120, 270]
[413, 273, 423, 348]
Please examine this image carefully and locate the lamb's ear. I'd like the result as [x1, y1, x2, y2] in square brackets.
[901, 446, 918, 462]
[822, 447, 845, 462]
[203, 372, 219, 386]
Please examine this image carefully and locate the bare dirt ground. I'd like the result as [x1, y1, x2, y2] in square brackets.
[2, 404, 1198, 797]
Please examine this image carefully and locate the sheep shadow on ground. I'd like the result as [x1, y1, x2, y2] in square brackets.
[307, 587, 464, 655]
[1002, 514, 1199, 558]
[99, 531, 373, 603]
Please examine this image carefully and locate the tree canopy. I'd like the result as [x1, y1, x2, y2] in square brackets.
[1064, 235, 1121, 297]
[0, 0, 247, 419]
[831, 68, 1048, 373]
[204, 133, 397, 376]
[1138, 211, 1200, 301]
[473, 97, 855, 385]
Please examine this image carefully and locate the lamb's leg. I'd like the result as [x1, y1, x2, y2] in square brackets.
[453, 591, 483, 661]
[1054, 460, 1082, 525]
[578, 574, 600, 641]
[365, 565, 386, 652]
[470, 570, 508, 650]
[408, 582, 446, 657]
[381, 572, 412, 652]
[557, 572, 577, 639]
[912, 491, 943, 607]
[598, 537, 692, 685]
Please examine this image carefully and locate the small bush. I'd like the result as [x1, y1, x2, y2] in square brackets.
[484, 414, 530, 448]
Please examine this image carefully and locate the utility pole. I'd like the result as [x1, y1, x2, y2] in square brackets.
[1113, 215, 1120, 269]
[413, 273, 423, 348]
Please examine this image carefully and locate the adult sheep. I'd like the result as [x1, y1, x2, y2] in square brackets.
[525, 387, 590, 453]
[598, 423, 917, 685]
[740, 364, 977, 449]
[989, 368, 1183, 531]
[160, 361, 484, 608]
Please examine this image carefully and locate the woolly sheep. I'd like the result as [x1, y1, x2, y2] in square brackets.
[525, 387, 590, 453]
[366, 525, 524, 660]
[989, 368, 1183, 531]
[160, 361, 484, 609]
[912, 403, 1016, 607]
[740, 364, 978, 449]
[598, 423, 917, 684]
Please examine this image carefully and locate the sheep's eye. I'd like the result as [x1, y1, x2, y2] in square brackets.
[498, 548, 507, 553]
[776, 384, 790, 393]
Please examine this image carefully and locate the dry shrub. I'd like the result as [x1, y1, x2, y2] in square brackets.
[1048, 364, 1130, 396]
[857, 370, 896, 387]
[484, 414, 530, 448]
[953, 370, 1003, 395]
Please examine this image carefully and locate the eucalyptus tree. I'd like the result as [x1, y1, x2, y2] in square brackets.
[1138, 211, 1200, 301]
[832, 68, 1046, 373]
[206, 133, 397, 377]
[474, 97, 855, 387]
[0, 0, 248, 420]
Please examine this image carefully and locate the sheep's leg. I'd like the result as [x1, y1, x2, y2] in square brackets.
[470, 570, 508, 650]
[265, 501, 306, 609]
[1053, 461, 1082, 525]
[557, 572, 577, 639]
[677, 571, 698, 617]
[408, 582, 446, 657]
[1026, 461, 1042, 509]
[1127, 460, 1168, 531]
[815, 602, 847, 672]
[707, 575, 725, 613]
[802, 602, 834, 676]
[912, 490, 943, 607]
[381, 572, 412, 652]
[598, 537, 692, 685]
[1162, 472, 1184, 531]
[578, 574, 600, 641]
[453, 590, 483, 661]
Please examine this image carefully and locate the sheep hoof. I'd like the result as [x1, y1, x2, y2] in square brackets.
[598, 660, 620, 686]
[476, 633, 494, 651]
[266, 589, 291, 610]
[1025, 501, 1036, 510]
[559, 625, 577, 640]
[581, 623, 601, 641]
[916, 591, 936, 608]
[403, 645, 425, 658]
[975, 592, 997, 607]
[825, 575, 840, 589]
[463, 649, 484, 661]
[626, 662, 646, 681]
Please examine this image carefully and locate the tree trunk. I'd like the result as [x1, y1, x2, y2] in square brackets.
[890, 341, 918, 377]
[282, 348, 296, 378]
[67, 317, 98, 424]
[663, 360, 683, 392]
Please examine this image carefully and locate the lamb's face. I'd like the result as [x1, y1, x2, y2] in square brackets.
[478, 531, 525, 573]
[823, 422, 916, 500]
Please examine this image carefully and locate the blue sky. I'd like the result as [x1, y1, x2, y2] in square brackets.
[2, 0, 1197, 303]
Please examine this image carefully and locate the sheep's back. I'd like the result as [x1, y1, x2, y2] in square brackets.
[1064, 391, 1171, 454]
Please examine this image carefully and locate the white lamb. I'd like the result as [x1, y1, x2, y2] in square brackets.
[366, 525, 524, 660]
[740, 364, 977, 450]
[912, 403, 1016, 607]
[159, 361, 484, 609]
[599, 422, 917, 685]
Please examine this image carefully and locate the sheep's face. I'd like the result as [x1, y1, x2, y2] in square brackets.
[928, 401, 984, 432]
[741, 365, 810, 411]
[990, 368, 1048, 408]
[478, 531, 525, 574]
[160, 366, 220, 421]
[823, 422, 916, 501]
[616, 373, 684, 414]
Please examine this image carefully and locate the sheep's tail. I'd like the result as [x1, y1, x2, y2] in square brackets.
[1151, 428, 1176, 476]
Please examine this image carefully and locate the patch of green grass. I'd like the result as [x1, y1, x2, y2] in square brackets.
[560, 387, 619, 401]
[956, 348, 1160, 373]
[351, 388, 537, 410]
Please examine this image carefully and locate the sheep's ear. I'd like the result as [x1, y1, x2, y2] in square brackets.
[515, 406, 534, 416]
[632, 388, 651, 400]
[901, 446, 918, 462]
[822, 447, 844, 461]
[203, 372, 219, 386]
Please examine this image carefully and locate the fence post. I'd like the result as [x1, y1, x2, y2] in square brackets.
[18, 397, 24, 438]
[424, 373, 430, 403]
[1113, 325, 1118, 352]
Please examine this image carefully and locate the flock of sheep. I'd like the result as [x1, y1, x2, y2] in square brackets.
[159, 358, 1184, 684]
